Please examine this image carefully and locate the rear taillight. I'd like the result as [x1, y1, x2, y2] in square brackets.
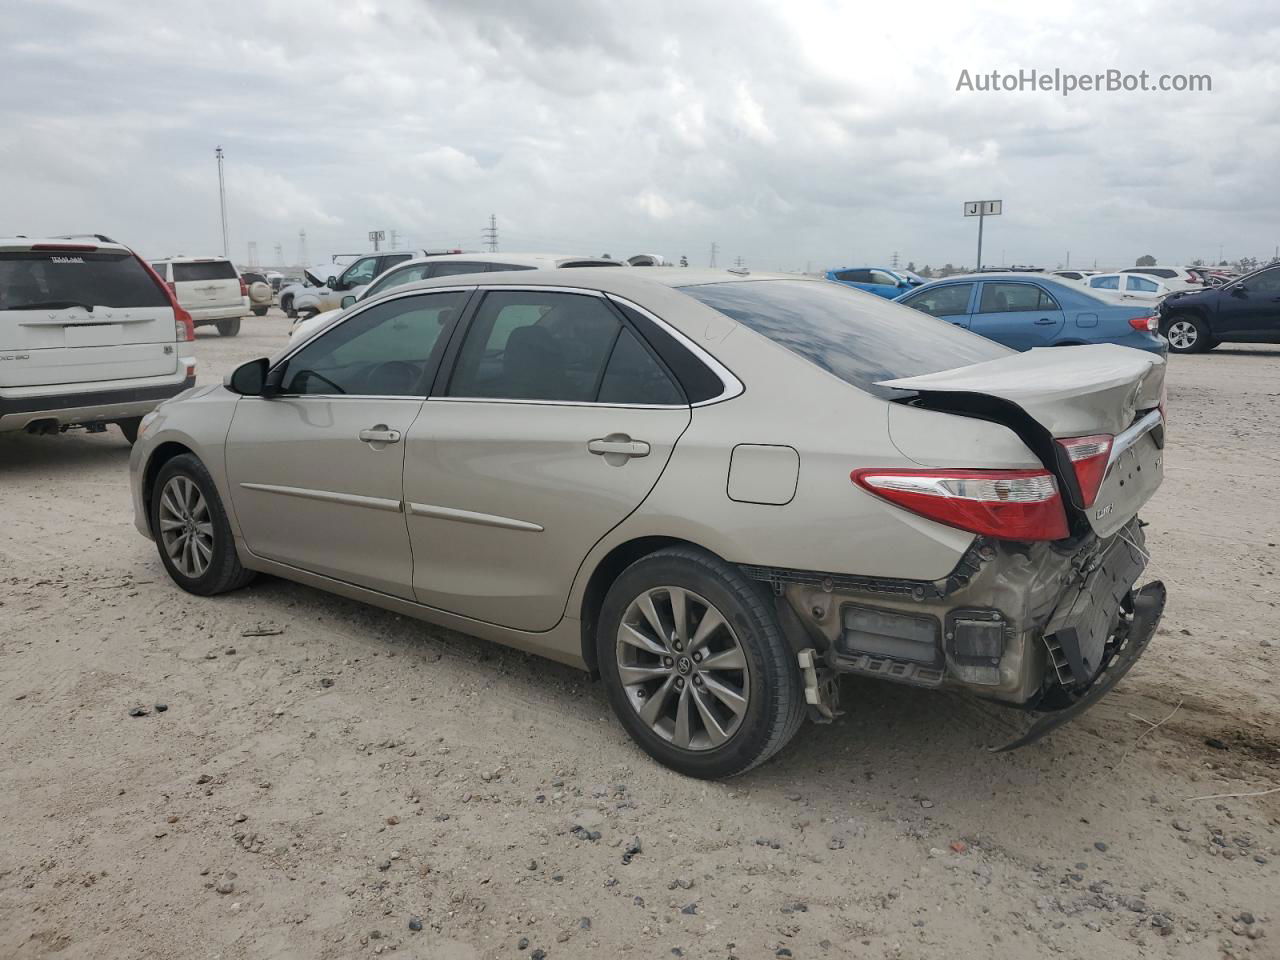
[1129, 315, 1158, 332]
[851, 468, 1069, 541]
[1055, 435, 1113, 507]
[239, 276, 249, 297]
[175, 308, 195, 342]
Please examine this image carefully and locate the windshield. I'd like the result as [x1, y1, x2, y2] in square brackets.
[0, 250, 168, 309]
[679, 279, 1012, 400]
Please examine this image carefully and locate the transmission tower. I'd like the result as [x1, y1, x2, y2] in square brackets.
[482, 214, 498, 252]
[733, 255, 745, 269]
[273, 242, 283, 264]
[297, 230, 308, 267]
[247, 241, 258, 267]
[890, 250, 900, 269]
[390, 230, 400, 250]
[709, 241, 718, 268]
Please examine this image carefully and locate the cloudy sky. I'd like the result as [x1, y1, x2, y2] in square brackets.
[3, 0, 1277, 272]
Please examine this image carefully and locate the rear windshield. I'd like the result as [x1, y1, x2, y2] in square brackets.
[173, 261, 238, 282]
[0, 251, 168, 310]
[679, 279, 1011, 400]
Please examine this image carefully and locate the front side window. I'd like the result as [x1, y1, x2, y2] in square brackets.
[1247, 268, 1280, 294]
[280, 290, 466, 397]
[447, 291, 623, 402]
[1090, 275, 1120, 290]
[681, 279, 1009, 401]
[340, 256, 381, 288]
[979, 282, 1057, 313]
[869, 270, 900, 286]
[901, 283, 974, 318]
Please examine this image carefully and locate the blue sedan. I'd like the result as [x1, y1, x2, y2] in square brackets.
[825, 266, 923, 299]
[894, 273, 1167, 355]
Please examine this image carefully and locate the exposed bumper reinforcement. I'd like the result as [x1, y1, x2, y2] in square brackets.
[992, 580, 1166, 752]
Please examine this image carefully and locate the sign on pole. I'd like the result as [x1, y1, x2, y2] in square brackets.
[963, 200, 1002, 269]
[368, 229, 386, 251]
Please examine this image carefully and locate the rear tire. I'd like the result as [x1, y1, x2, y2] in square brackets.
[281, 295, 295, 318]
[1163, 313, 1209, 354]
[215, 317, 241, 337]
[116, 418, 141, 444]
[150, 453, 255, 596]
[596, 547, 805, 779]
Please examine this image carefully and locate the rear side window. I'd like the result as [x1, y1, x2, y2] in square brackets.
[597, 328, 683, 405]
[1091, 276, 1120, 290]
[680, 279, 1010, 400]
[902, 283, 973, 317]
[0, 251, 169, 309]
[446, 291, 621, 402]
[835, 269, 871, 283]
[486, 263, 538, 272]
[172, 261, 237, 282]
[978, 282, 1058, 312]
[1127, 276, 1159, 292]
[429, 261, 494, 277]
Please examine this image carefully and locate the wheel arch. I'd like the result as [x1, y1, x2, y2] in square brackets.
[578, 535, 714, 677]
[141, 441, 197, 535]
[1163, 304, 1212, 331]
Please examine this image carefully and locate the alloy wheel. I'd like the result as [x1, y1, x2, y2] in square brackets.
[615, 586, 750, 750]
[1167, 319, 1198, 350]
[158, 475, 214, 579]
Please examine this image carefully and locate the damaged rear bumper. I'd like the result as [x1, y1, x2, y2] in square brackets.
[749, 518, 1164, 747]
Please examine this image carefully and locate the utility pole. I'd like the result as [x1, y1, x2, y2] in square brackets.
[298, 230, 308, 267]
[483, 214, 498, 252]
[709, 241, 718, 268]
[215, 146, 229, 257]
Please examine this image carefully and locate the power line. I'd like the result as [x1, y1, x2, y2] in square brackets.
[482, 214, 498, 252]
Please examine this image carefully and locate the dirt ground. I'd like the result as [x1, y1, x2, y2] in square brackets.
[1, 310, 1277, 960]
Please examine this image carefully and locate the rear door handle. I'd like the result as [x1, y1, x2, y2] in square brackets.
[1034, 317, 1056, 325]
[359, 425, 401, 444]
[588, 436, 650, 458]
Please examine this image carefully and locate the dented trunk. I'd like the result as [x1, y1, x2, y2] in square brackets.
[879, 344, 1166, 538]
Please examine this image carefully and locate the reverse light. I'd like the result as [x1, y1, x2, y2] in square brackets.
[1129, 315, 1159, 332]
[1056, 435, 1114, 507]
[851, 468, 1069, 542]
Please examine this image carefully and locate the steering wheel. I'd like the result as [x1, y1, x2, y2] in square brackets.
[364, 360, 421, 396]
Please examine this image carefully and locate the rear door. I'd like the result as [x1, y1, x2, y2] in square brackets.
[899, 282, 975, 328]
[402, 288, 691, 631]
[1215, 267, 1280, 340]
[172, 260, 241, 311]
[0, 246, 177, 387]
[970, 281, 1065, 349]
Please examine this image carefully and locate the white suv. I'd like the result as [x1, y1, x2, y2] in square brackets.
[149, 256, 247, 336]
[0, 236, 196, 443]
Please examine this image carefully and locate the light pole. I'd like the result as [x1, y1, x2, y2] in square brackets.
[215, 146, 229, 258]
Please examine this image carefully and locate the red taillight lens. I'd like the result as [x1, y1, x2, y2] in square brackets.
[239, 276, 249, 297]
[1129, 315, 1158, 332]
[1055, 435, 1113, 507]
[851, 468, 1069, 541]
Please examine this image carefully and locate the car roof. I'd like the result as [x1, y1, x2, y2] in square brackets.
[0, 237, 130, 254]
[385, 252, 622, 270]
[151, 255, 233, 263]
[827, 266, 902, 273]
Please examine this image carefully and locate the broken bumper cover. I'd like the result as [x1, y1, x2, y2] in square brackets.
[992, 579, 1166, 751]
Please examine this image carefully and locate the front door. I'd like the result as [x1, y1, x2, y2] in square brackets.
[403, 288, 691, 631]
[970, 281, 1065, 349]
[225, 289, 470, 597]
[1216, 267, 1280, 340]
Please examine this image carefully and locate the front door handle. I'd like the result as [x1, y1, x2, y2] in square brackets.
[359, 425, 401, 444]
[588, 436, 650, 458]
[1034, 317, 1056, 325]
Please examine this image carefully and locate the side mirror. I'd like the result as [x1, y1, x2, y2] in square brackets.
[226, 357, 270, 396]
[326, 276, 338, 289]
[341, 295, 356, 308]
[1231, 282, 1247, 294]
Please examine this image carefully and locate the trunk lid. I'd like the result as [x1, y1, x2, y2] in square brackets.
[0, 247, 178, 386]
[879, 344, 1165, 538]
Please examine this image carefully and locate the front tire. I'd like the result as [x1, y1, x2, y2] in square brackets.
[215, 317, 241, 337]
[597, 547, 805, 779]
[150, 454, 254, 596]
[1163, 313, 1209, 354]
